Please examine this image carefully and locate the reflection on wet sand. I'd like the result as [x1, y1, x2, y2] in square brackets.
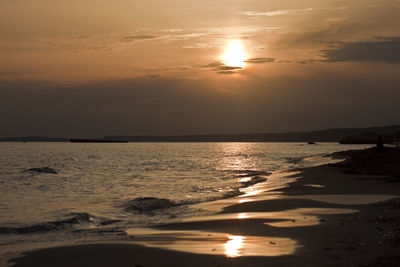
[304, 184, 325, 188]
[192, 171, 298, 213]
[224, 235, 243, 257]
[194, 192, 398, 214]
[126, 228, 299, 257]
[238, 171, 300, 199]
[296, 194, 398, 205]
[125, 206, 358, 258]
[182, 207, 356, 227]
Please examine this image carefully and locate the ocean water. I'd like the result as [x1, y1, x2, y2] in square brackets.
[0, 142, 368, 261]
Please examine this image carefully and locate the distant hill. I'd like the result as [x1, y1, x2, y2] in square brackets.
[105, 125, 400, 143]
[339, 132, 400, 144]
[0, 136, 68, 142]
[2, 125, 400, 143]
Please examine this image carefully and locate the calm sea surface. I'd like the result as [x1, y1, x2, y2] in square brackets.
[0, 142, 368, 259]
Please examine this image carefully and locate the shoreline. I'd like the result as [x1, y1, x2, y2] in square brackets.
[8, 147, 400, 266]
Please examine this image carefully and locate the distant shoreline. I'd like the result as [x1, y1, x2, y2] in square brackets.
[69, 139, 128, 143]
[1, 124, 400, 143]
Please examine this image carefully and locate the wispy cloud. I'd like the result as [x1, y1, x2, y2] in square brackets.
[218, 66, 243, 71]
[201, 58, 276, 74]
[120, 35, 156, 42]
[239, 6, 348, 18]
[201, 61, 242, 74]
[161, 28, 183, 33]
[239, 8, 314, 17]
[245, 58, 275, 64]
[217, 71, 236, 75]
[182, 43, 216, 49]
[142, 74, 161, 79]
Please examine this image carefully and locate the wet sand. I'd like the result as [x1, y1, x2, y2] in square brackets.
[9, 147, 400, 266]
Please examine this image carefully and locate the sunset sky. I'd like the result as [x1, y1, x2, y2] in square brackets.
[1, 0, 399, 137]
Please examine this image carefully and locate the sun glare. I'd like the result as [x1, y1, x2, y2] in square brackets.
[222, 40, 247, 68]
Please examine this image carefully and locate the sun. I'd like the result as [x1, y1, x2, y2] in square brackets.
[222, 40, 247, 68]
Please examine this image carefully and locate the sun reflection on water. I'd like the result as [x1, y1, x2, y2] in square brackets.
[217, 143, 256, 171]
[224, 235, 244, 257]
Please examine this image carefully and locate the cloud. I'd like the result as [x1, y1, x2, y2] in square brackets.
[182, 43, 215, 49]
[201, 58, 275, 74]
[239, 7, 315, 17]
[202, 61, 242, 74]
[203, 62, 224, 68]
[142, 74, 161, 79]
[295, 59, 319, 64]
[200, 58, 275, 74]
[239, 8, 314, 17]
[217, 71, 235, 75]
[120, 35, 156, 42]
[239, 10, 290, 17]
[218, 66, 242, 71]
[0, 32, 159, 53]
[161, 28, 183, 33]
[321, 37, 400, 63]
[158, 32, 209, 44]
[239, 6, 348, 18]
[245, 58, 275, 64]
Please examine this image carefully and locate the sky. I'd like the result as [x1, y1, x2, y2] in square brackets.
[0, 0, 399, 137]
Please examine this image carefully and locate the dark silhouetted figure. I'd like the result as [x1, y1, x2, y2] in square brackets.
[377, 136, 384, 152]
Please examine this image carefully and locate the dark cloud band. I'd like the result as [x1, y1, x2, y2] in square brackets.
[321, 37, 400, 63]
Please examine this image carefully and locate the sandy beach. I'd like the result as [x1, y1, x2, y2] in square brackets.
[9, 147, 400, 267]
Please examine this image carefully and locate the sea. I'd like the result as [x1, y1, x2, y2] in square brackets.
[0, 142, 369, 263]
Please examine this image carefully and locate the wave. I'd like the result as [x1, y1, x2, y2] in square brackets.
[222, 188, 243, 198]
[124, 170, 271, 214]
[233, 170, 271, 177]
[239, 175, 268, 187]
[223, 170, 269, 190]
[0, 212, 119, 235]
[285, 157, 304, 164]
[124, 197, 177, 214]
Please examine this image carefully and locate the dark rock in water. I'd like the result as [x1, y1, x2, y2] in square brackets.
[307, 141, 317, 145]
[124, 197, 176, 213]
[25, 167, 58, 174]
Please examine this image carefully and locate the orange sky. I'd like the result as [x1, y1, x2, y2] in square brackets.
[0, 0, 400, 136]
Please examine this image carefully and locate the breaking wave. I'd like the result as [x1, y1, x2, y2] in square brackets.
[124, 170, 271, 214]
[124, 197, 177, 214]
[0, 212, 119, 235]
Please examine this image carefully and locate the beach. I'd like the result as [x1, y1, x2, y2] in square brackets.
[2, 0, 400, 265]
[7, 146, 400, 267]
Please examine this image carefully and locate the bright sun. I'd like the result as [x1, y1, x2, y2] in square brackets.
[222, 40, 247, 68]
